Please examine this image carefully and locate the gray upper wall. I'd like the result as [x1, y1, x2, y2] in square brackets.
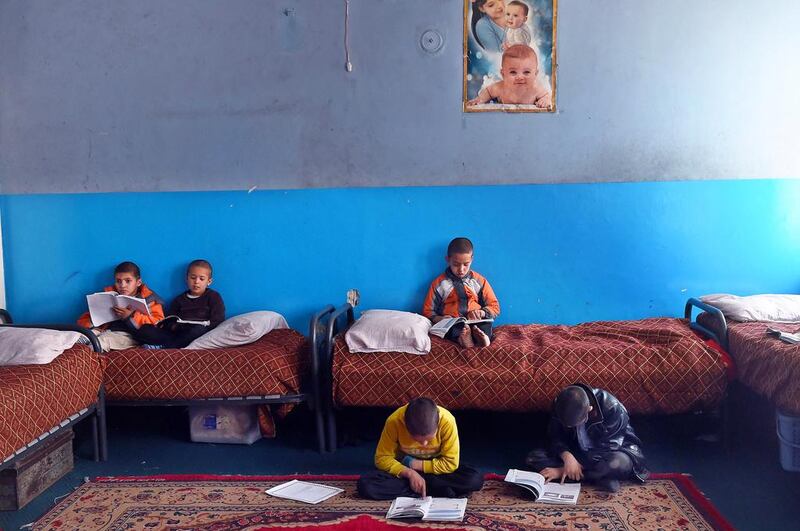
[1, 0, 799, 194]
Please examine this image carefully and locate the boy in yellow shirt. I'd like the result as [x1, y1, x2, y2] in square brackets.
[357, 398, 484, 499]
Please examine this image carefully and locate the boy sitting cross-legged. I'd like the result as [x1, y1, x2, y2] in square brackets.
[357, 397, 484, 499]
[525, 383, 649, 493]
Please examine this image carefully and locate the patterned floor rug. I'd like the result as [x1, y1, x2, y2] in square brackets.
[32, 473, 733, 530]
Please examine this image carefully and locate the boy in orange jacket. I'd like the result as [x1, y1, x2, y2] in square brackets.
[423, 237, 500, 348]
[77, 261, 165, 351]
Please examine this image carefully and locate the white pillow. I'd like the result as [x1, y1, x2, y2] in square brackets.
[700, 293, 800, 323]
[345, 310, 432, 355]
[0, 327, 83, 366]
[185, 311, 289, 349]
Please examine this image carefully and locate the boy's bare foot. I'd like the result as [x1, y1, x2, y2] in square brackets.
[458, 326, 475, 348]
[471, 325, 491, 347]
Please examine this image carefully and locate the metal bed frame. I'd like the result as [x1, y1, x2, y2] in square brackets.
[310, 303, 354, 453]
[105, 315, 328, 453]
[0, 310, 108, 471]
[684, 297, 729, 350]
[315, 302, 732, 453]
[684, 298, 735, 448]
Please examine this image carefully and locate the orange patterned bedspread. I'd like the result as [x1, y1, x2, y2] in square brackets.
[0, 344, 104, 462]
[332, 318, 729, 415]
[104, 329, 308, 402]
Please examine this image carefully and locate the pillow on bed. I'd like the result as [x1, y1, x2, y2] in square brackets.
[0, 327, 83, 366]
[185, 311, 289, 350]
[700, 293, 800, 323]
[345, 310, 432, 355]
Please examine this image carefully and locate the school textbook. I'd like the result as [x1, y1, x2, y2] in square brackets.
[385, 496, 467, 522]
[429, 316, 494, 338]
[504, 469, 581, 505]
[766, 327, 800, 345]
[86, 292, 151, 327]
[265, 480, 344, 504]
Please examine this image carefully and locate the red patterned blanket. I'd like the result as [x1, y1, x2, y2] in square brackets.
[104, 329, 308, 412]
[333, 318, 729, 414]
[0, 344, 104, 461]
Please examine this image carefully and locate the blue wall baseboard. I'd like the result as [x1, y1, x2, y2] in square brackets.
[2, 179, 800, 332]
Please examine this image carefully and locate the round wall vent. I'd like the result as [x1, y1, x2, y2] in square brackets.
[420, 29, 444, 54]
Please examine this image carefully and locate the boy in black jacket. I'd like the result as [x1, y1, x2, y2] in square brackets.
[525, 383, 648, 493]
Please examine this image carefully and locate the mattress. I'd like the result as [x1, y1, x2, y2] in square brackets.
[0, 344, 104, 462]
[332, 318, 730, 415]
[103, 329, 308, 409]
[718, 319, 800, 414]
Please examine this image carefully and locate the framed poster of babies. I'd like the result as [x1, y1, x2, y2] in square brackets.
[463, 0, 557, 113]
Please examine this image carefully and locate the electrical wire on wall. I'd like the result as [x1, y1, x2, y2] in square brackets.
[344, 0, 353, 72]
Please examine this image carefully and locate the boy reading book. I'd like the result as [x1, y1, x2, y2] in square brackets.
[423, 237, 500, 348]
[357, 398, 483, 500]
[77, 261, 165, 352]
[525, 384, 649, 493]
[130, 259, 225, 348]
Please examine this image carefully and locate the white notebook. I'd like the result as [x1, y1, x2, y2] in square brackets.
[265, 480, 344, 504]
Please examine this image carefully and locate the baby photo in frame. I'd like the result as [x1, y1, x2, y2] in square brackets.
[463, 0, 557, 113]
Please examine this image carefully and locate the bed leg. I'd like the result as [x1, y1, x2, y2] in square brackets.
[314, 399, 326, 453]
[98, 386, 108, 461]
[91, 415, 99, 462]
[326, 406, 338, 453]
[721, 398, 731, 454]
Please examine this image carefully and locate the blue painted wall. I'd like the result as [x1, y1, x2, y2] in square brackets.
[3, 179, 800, 330]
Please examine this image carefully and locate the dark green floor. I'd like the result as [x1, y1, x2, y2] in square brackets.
[2, 383, 798, 530]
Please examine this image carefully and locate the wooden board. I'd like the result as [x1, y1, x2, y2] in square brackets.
[0, 429, 74, 510]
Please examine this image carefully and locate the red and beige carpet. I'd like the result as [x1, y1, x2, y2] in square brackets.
[32, 473, 733, 530]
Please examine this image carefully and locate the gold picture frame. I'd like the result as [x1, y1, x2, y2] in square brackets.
[463, 0, 558, 113]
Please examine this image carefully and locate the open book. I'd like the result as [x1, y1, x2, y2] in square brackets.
[265, 480, 344, 504]
[386, 496, 467, 521]
[159, 315, 211, 327]
[86, 292, 151, 327]
[504, 469, 581, 505]
[429, 316, 493, 338]
[766, 327, 800, 345]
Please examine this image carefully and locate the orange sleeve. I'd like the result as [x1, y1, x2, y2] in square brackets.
[130, 300, 165, 328]
[422, 280, 438, 319]
[481, 278, 500, 318]
[77, 311, 93, 328]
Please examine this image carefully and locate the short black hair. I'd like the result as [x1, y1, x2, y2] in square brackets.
[114, 261, 141, 278]
[554, 386, 590, 427]
[508, 0, 530, 17]
[405, 397, 439, 436]
[188, 259, 213, 277]
[447, 237, 474, 257]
